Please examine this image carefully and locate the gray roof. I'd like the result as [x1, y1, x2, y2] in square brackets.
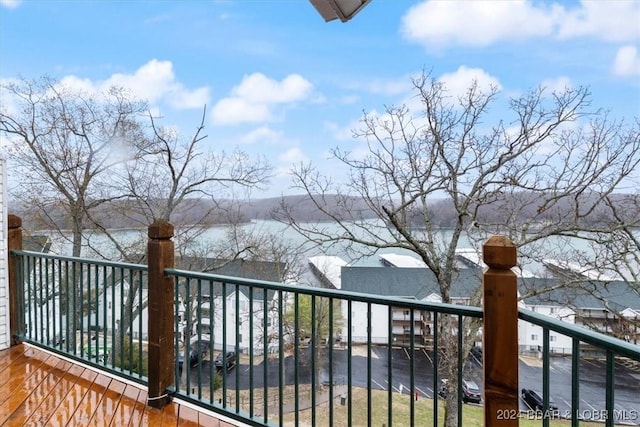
[519, 277, 640, 311]
[340, 266, 482, 300]
[177, 257, 286, 301]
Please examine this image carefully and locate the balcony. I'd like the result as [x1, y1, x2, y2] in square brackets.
[0, 343, 233, 426]
[5, 216, 640, 426]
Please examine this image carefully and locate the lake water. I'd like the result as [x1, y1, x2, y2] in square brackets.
[43, 219, 638, 280]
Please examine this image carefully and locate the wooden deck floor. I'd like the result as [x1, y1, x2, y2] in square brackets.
[0, 344, 237, 426]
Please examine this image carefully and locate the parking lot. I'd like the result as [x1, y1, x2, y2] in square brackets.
[185, 346, 640, 423]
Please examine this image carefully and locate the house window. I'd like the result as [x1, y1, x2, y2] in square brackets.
[403, 310, 410, 316]
[531, 334, 538, 341]
[550, 335, 556, 342]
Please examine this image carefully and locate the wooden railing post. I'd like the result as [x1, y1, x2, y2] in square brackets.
[483, 235, 519, 427]
[7, 214, 23, 346]
[147, 221, 175, 408]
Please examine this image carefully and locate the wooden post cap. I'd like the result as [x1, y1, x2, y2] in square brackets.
[148, 221, 174, 239]
[483, 235, 517, 270]
[8, 214, 22, 228]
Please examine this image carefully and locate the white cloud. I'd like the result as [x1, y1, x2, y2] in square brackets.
[345, 76, 413, 96]
[211, 97, 272, 125]
[401, 0, 639, 49]
[278, 147, 308, 164]
[0, 0, 21, 9]
[241, 126, 284, 145]
[212, 73, 313, 125]
[58, 59, 210, 110]
[558, 1, 640, 42]
[324, 119, 359, 141]
[438, 66, 502, 98]
[540, 76, 573, 93]
[612, 45, 640, 77]
[401, 0, 559, 48]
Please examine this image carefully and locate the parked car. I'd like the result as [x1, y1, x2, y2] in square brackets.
[438, 379, 482, 404]
[521, 388, 559, 412]
[189, 340, 210, 367]
[214, 351, 237, 370]
[461, 380, 482, 403]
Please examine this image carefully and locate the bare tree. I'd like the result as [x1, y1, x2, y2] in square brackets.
[1, 76, 148, 348]
[1, 76, 276, 369]
[276, 72, 640, 426]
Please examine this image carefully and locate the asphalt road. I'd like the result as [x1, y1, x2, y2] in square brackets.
[181, 347, 640, 424]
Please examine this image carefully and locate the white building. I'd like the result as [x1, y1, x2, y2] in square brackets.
[517, 305, 576, 355]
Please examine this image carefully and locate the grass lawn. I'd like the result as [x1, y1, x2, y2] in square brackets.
[280, 387, 608, 427]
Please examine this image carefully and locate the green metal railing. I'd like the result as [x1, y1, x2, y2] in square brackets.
[518, 308, 640, 427]
[10, 249, 640, 427]
[12, 250, 149, 385]
[167, 268, 483, 427]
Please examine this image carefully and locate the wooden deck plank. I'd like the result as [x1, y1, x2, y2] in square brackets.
[45, 364, 95, 426]
[0, 351, 55, 424]
[87, 375, 126, 426]
[123, 387, 148, 427]
[138, 402, 165, 426]
[0, 345, 237, 427]
[0, 344, 26, 371]
[161, 403, 179, 427]
[177, 404, 201, 427]
[68, 371, 109, 426]
[105, 383, 139, 427]
[6, 358, 72, 427]
[22, 359, 75, 427]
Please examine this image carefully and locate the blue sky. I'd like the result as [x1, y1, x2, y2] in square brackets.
[1, 0, 639, 197]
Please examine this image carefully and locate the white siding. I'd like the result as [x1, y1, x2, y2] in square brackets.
[341, 301, 389, 344]
[0, 157, 8, 350]
[518, 305, 575, 355]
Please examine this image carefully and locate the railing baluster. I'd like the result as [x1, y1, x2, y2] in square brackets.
[198, 279, 202, 406]
[571, 337, 580, 427]
[410, 307, 416, 426]
[605, 350, 614, 427]
[457, 314, 463, 427]
[433, 311, 439, 427]
[328, 296, 334, 427]
[87, 262, 92, 358]
[44, 256, 50, 345]
[137, 269, 143, 372]
[278, 290, 284, 426]
[543, 327, 550, 427]
[387, 305, 393, 427]
[367, 301, 372, 427]
[57, 258, 63, 350]
[101, 266, 107, 366]
[37, 256, 43, 342]
[51, 259, 57, 347]
[174, 276, 181, 394]
[347, 299, 353, 427]
[294, 292, 300, 426]
[185, 278, 192, 397]
[263, 287, 268, 423]
[310, 294, 316, 427]
[248, 286, 254, 418]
